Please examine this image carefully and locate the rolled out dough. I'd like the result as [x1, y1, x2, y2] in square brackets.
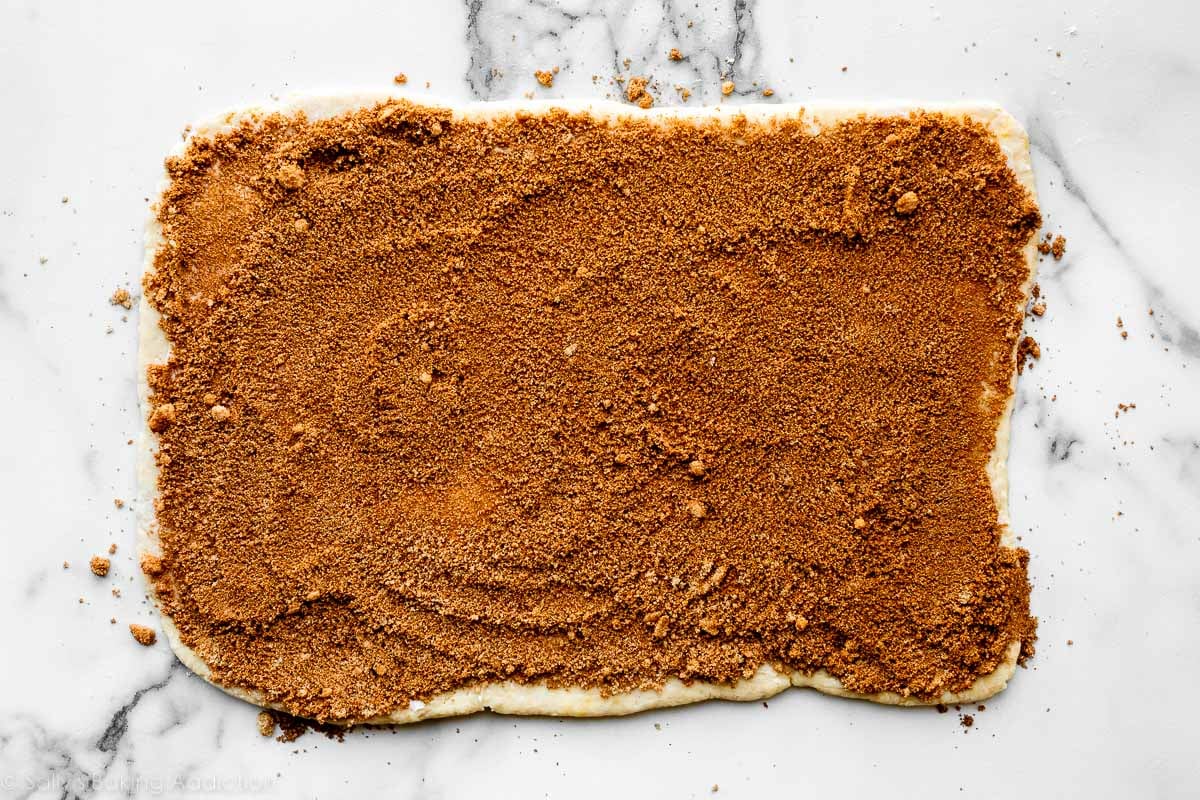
[137, 96, 1038, 725]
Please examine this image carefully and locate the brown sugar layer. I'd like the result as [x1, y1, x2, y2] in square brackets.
[143, 100, 1039, 722]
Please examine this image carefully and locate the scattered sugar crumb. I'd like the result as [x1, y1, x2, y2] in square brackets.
[1012, 338, 1041, 376]
[109, 288, 132, 310]
[393, 73, 408, 85]
[1051, 235, 1066, 260]
[129, 624, 157, 646]
[140, 553, 164, 577]
[89, 556, 111, 577]
[148, 403, 176, 433]
[1016, 336, 1041, 374]
[625, 76, 654, 108]
[895, 191, 920, 215]
[276, 164, 305, 191]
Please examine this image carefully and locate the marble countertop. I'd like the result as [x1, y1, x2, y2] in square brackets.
[2, 0, 1197, 797]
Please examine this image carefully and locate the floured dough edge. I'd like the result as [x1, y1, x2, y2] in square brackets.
[136, 95, 1038, 725]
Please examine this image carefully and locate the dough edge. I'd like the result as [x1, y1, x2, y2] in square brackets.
[135, 95, 1038, 725]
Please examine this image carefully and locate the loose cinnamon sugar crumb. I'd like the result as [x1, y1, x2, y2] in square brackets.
[762, 88, 774, 97]
[89, 556, 111, 577]
[1037, 233, 1052, 255]
[147, 403, 176, 433]
[895, 191, 920, 215]
[108, 543, 118, 555]
[669, 48, 683, 61]
[266, 709, 345, 743]
[140, 553, 164, 577]
[257, 711, 275, 737]
[129, 624, 157, 646]
[1051, 235, 1066, 260]
[1031, 302, 1046, 316]
[625, 76, 654, 108]
[393, 73, 408, 85]
[110, 288, 133, 309]
[113, 498, 124, 509]
[534, 70, 555, 88]
[144, 100, 1039, 722]
[276, 164, 305, 191]
[1017, 336, 1041, 374]
[721, 80, 735, 96]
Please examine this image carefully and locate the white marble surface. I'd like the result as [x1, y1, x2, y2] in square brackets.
[2, 0, 1198, 797]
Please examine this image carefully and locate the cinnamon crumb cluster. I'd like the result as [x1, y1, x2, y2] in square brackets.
[144, 100, 1039, 721]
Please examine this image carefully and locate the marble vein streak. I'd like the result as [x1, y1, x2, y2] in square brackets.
[465, 0, 768, 103]
[0, 668, 175, 800]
